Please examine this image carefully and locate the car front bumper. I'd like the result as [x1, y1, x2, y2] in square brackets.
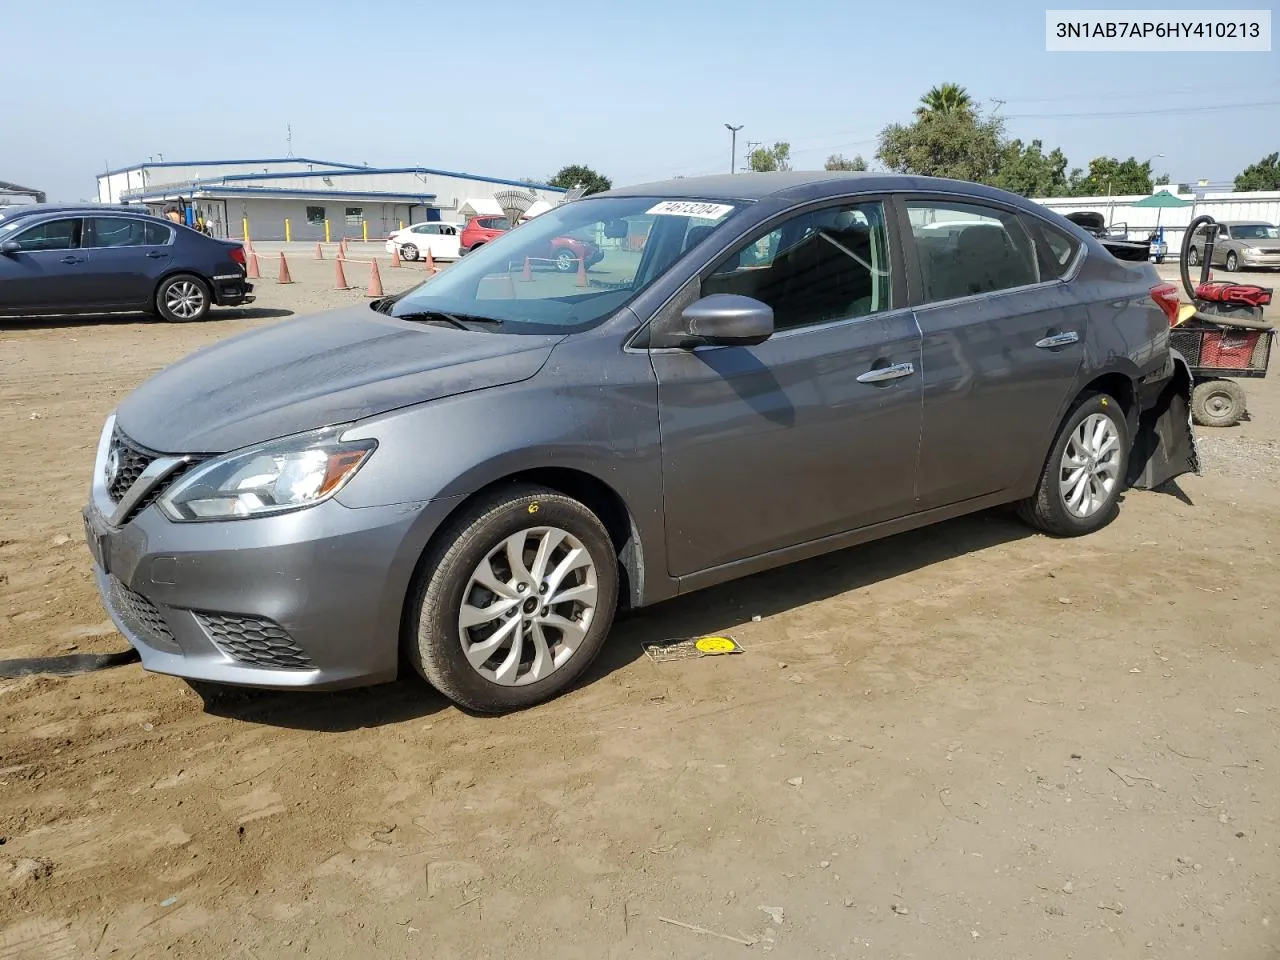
[82, 492, 455, 691]
[1241, 252, 1280, 269]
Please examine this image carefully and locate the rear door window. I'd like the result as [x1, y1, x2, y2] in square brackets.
[1019, 215, 1080, 279]
[85, 217, 149, 248]
[144, 221, 174, 245]
[904, 200, 1040, 302]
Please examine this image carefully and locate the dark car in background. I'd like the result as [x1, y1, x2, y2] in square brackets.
[0, 206, 253, 322]
[83, 172, 1196, 714]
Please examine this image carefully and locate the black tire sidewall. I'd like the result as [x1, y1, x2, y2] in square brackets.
[413, 489, 619, 712]
[1037, 394, 1130, 535]
[156, 274, 210, 322]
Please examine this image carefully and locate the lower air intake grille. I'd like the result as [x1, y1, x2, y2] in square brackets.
[197, 613, 315, 670]
[109, 576, 178, 651]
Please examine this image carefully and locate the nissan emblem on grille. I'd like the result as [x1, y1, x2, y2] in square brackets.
[104, 446, 121, 489]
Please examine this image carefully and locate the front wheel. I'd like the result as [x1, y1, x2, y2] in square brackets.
[554, 249, 577, 272]
[156, 274, 211, 322]
[1187, 246, 1201, 267]
[1225, 251, 1239, 272]
[401, 243, 420, 261]
[1191, 379, 1246, 427]
[405, 485, 619, 713]
[1016, 393, 1130, 537]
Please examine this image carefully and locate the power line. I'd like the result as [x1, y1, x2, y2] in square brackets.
[1000, 84, 1242, 103]
[1004, 100, 1280, 120]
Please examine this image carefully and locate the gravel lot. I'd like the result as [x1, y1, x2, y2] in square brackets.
[2, 265, 1279, 959]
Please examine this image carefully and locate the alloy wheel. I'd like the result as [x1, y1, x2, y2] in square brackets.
[1059, 413, 1122, 518]
[165, 280, 205, 319]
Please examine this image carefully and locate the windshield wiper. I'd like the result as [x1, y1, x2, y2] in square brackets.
[396, 311, 504, 329]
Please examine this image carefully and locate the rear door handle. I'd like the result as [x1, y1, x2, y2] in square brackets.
[1035, 331, 1079, 348]
[146, 251, 169, 259]
[857, 361, 915, 383]
[59, 255, 84, 264]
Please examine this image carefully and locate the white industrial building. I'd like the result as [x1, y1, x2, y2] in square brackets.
[96, 157, 569, 241]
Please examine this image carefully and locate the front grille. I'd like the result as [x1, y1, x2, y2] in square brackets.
[196, 613, 315, 670]
[108, 576, 178, 651]
[107, 430, 156, 502]
[107, 429, 203, 523]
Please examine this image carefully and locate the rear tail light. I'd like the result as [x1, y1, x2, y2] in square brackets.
[229, 246, 246, 266]
[1150, 282, 1181, 325]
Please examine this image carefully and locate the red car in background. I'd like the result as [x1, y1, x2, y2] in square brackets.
[460, 215, 604, 272]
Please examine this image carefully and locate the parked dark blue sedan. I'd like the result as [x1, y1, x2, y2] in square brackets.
[0, 206, 253, 322]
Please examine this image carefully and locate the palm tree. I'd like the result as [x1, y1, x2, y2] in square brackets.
[915, 83, 974, 120]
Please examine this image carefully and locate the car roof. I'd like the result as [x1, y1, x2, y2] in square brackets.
[0, 202, 160, 221]
[1219, 220, 1274, 226]
[593, 171, 1039, 207]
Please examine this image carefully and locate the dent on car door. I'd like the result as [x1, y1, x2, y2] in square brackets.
[902, 197, 1087, 511]
[650, 198, 923, 578]
[0, 217, 88, 311]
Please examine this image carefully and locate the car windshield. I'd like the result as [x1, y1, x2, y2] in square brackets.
[389, 196, 745, 333]
[1233, 224, 1279, 240]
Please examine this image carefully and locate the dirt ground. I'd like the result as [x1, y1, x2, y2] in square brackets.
[2, 264, 1279, 959]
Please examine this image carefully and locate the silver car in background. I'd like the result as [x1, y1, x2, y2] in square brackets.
[1187, 220, 1280, 272]
[83, 173, 1198, 714]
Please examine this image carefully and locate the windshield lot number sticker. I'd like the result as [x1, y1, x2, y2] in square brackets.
[646, 201, 734, 219]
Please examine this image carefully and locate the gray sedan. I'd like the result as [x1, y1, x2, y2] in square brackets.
[83, 173, 1196, 713]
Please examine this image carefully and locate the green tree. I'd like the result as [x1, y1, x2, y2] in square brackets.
[748, 142, 793, 172]
[1066, 156, 1153, 197]
[548, 164, 612, 195]
[1234, 152, 1280, 192]
[992, 139, 1070, 197]
[824, 153, 868, 171]
[877, 108, 1005, 183]
[915, 82, 975, 120]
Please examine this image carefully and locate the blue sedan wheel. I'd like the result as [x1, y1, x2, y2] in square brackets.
[156, 275, 210, 322]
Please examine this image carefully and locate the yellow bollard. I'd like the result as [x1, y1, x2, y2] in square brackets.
[242, 217, 250, 244]
[362, 220, 369, 242]
[399, 220, 405, 231]
[284, 218, 291, 243]
[324, 219, 331, 243]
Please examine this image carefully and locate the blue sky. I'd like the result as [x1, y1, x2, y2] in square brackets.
[3, 0, 1277, 200]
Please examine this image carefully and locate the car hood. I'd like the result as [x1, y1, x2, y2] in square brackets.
[115, 305, 561, 453]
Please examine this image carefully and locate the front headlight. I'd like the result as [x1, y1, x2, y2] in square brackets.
[158, 428, 376, 522]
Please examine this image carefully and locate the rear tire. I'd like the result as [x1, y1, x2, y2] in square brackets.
[1191, 379, 1245, 428]
[405, 484, 619, 713]
[555, 249, 577, 272]
[1016, 392, 1130, 537]
[155, 274, 211, 323]
[1187, 246, 1200, 267]
[401, 243, 420, 261]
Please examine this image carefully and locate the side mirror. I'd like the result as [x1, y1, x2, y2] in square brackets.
[603, 219, 628, 240]
[0, 240, 20, 255]
[680, 294, 773, 346]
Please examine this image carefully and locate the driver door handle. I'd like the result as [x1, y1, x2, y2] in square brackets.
[146, 251, 170, 259]
[857, 361, 915, 383]
[59, 255, 85, 264]
[1035, 331, 1079, 348]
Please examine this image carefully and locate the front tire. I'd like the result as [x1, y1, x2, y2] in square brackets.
[155, 274, 211, 322]
[555, 249, 577, 272]
[405, 485, 619, 713]
[1191, 379, 1246, 427]
[1225, 251, 1239, 272]
[1016, 393, 1130, 537]
[1187, 246, 1201, 267]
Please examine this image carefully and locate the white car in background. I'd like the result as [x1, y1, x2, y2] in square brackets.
[385, 222, 462, 261]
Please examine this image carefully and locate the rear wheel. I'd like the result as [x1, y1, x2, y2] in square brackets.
[555, 249, 577, 272]
[401, 243, 420, 261]
[155, 274, 210, 322]
[405, 484, 619, 713]
[1016, 392, 1129, 537]
[1187, 246, 1201, 267]
[1191, 379, 1245, 427]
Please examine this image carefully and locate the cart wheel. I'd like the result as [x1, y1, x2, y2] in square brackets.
[1191, 379, 1246, 428]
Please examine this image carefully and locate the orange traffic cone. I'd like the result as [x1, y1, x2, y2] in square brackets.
[425, 248, 436, 274]
[521, 256, 533, 281]
[366, 259, 384, 297]
[334, 256, 350, 290]
[315, 242, 324, 260]
[341, 238, 349, 257]
[576, 255, 588, 288]
[278, 252, 293, 284]
[391, 243, 401, 268]
[246, 250, 260, 279]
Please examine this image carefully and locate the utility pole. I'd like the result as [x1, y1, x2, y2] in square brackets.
[989, 98, 1006, 116]
[724, 123, 743, 174]
[744, 141, 762, 172]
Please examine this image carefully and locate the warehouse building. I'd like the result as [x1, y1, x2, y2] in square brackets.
[96, 158, 569, 241]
